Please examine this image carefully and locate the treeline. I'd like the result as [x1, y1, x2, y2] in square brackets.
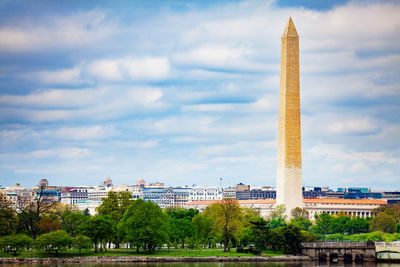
[312, 205, 400, 242]
[0, 191, 399, 256]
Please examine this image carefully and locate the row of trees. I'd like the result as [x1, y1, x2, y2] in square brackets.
[312, 205, 400, 235]
[1, 190, 399, 256]
[0, 231, 92, 256]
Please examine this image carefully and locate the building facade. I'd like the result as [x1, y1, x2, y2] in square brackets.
[186, 199, 386, 218]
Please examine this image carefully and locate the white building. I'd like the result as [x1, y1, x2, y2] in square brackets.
[186, 199, 386, 218]
[189, 186, 223, 201]
[0, 184, 35, 209]
[63, 184, 142, 213]
[61, 186, 92, 205]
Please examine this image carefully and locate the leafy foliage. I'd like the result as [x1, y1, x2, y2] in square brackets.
[96, 191, 134, 248]
[0, 207, 18, 236]
[291, 207, 309, 219]
[37, 214, 61, 234]
[370, 211, 397, 233]
[61, 210, 85, 237]
[165, 208, 198, 248]
[312, 213, 370, 235]
[79, 215, 113, 252]
[35, 230, 73, 256]
[250, 217, 270, 250]
[290, 216, 312, 231]
[0, 234, 33, 256]
[73, 234, 92, 254]
[203, 199, 244, 252]
[192, 213, 213, 248]
[118, 199, 168, 253]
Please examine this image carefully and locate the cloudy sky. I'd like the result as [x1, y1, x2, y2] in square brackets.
[0, 0, 399, 190]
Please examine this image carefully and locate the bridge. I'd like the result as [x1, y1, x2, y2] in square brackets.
[375, 242, 400, 262]
[302, 241, 376, 262]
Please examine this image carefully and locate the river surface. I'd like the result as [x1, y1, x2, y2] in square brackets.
[1, 263, 400, 267]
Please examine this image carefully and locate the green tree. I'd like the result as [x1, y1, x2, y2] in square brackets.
[366, 231, 385, 241]
[80, 215, 114, 252]
[16, 187, 57, 239]
[192, 213, 213, 248]
[347, 217, 369, 234]
[269, 218, 287, 229]
[61, 210, 86, 236]
[280, 224, 303, 254]
[0, 208, 18, 236]
[301, 230, 318, 242]
[96, 191, 133, 248]
[268, 204, 287, 221]
[269, 228, 284, 251]
[203, 199, 244, 252]
[83, 208, 90, 216]
[118, 199, 168, 253]
[312, 213, 332, 235]
[370, 212, 397, 233]
[250, 217, 270, 250]
[37, 214, 61, 234]
[330, 215, 350, 234]
[35, 230, 73, 256]
[291, 207, 309, 219]
[0, 234, 33, 256]
[96, 191, 133, 221]
[290, 216, 312, 231]
[73, 234, 92, 254]
[166, 208, 198, 248]
[167, 217, 193, 248]
[239, 227, 253, 247]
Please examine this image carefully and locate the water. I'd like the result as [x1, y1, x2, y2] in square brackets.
[1, 263, 400, 267]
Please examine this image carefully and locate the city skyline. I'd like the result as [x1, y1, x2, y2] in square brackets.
[0, 0, 399, 189]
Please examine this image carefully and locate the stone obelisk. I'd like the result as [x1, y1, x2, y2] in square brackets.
[276, 17, 303, 215]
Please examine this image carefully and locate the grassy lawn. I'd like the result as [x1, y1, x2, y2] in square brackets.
[0, 248, 284, 258]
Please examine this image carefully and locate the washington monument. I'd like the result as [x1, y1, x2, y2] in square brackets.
[276, 17, 303, 214]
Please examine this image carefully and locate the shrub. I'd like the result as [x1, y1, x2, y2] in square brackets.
[248, 244, 254, 253]
[236, 246, 243, 253]
[252, 249, 261, 255]
[0, 234, 33, 256]
[36, 230, 73, 256]
[73, 235, 92, 254]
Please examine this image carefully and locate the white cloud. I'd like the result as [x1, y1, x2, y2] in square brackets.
[170, 136, 208, 143]
[112, 140, 159, 149]
[0, 87, 165, 122]
[0, 147, 95, 161]
[0, 88, 103, 108]
[307, 144, 400, 164]
[29, 147, 93, 159]
[86, 60, 122, 81]
[0, 10, 114, 52]
[87, 57, 170, 81]
[182, 96, 275, 113]
[123, 57, 170, 80]
[47, 125, 116, 140]
[173, 45, 269, 72]
[327, 118, 380, 135]
[209, 155, 266, 164]
[34, 66, 83, 85]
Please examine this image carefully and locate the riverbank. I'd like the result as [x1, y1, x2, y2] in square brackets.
[0, 255, 311, 264]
